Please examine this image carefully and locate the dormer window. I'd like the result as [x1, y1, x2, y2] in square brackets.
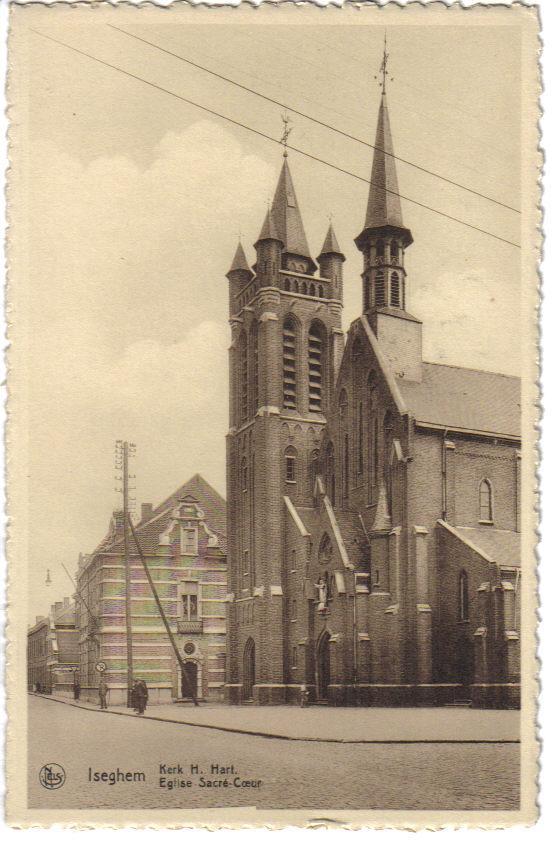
[181, 526, 198, 556]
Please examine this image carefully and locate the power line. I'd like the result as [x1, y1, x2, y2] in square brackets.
[108, 23, 520, 215]
[31, 29, 520, 249]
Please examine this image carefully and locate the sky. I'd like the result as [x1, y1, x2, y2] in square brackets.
[13, 4, 522, 619]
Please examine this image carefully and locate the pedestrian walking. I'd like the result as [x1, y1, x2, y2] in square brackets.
[73, 679, 81, 701]
[136, 679, 148, 715]
[299, 684, 309, 708]
[98, 677, 109, 710]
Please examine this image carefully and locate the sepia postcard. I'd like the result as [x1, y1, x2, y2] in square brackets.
[6, 1, 540, 829]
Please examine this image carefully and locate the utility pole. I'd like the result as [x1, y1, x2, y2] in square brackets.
[116, 440, 135, 707]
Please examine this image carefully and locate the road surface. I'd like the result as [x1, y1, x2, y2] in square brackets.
[28, 696, 519, 811]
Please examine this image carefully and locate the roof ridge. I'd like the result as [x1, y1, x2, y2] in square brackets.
[421, 361, 520, 381]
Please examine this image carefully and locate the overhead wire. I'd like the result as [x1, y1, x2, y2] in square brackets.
[30, 28, 520, 249]
[108, 23, 520, 214]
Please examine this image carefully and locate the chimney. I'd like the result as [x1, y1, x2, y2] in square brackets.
[112, 509, 125, 538]
[141, 503, 154, 523]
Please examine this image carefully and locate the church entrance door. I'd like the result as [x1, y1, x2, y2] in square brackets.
[317, 632, 331, 701]
[181, 661, 198, 699]
[242, 638, 255, 701]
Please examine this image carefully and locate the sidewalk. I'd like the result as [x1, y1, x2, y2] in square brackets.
[32, 693, 520, 743]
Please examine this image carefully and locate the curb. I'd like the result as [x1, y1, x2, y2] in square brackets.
[30, 693, 521, 745]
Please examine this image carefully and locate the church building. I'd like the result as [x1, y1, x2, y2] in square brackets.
[224, 80, 521, 708]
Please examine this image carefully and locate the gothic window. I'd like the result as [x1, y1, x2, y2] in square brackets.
[282, 318, 297, 410]
[357, 402, 364, 475]
[479, 479, 493, 522]
[285, 446, 298, 484]
[390, 239, 399, 263]
[318, 533, 333, 563]
[390, 271, 400, 307]
[291, 646, 298, 668]
[309, 283, 315, 297]
[242, 549, 250, 579]
[367, 371, 377, 503]
[375, 270, 385, 306]
[384, 411, 394, 515]
[301, 282, 307, 295]
[318, 284, 324, 298]
[459, 571, 469, 621]
[239, 330, 248, 422]
[308, 321, 325, 413]
[291, 599, 297, 620]
[291, 549, 298, 573]
[325, 442, 335, 505]
[375, 239, 384, 263]
[240, 456, 248, 492]
[284, 279, 291, 292]
[250, 322, 259, 416]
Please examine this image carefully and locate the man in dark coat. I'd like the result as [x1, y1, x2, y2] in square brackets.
[98, 677, 109, 709]
[136, 679, 148, 715]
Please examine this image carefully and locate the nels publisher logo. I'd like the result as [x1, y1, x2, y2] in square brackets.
[39, 763, 66, 790]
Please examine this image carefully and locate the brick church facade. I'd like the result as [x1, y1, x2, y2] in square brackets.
[224, 89, 521, 708]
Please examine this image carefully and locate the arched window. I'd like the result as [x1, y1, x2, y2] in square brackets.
[367, 371, 377, 503]
[240, 456, 248, 492]
[308, 321, 325, 413]
[250, 322, 259, 416]
[390, 271, 400, 307]
[301, 282, 307, 295]
[284, 446, 298, 484]
[239, 330, 248, 422]
[390, 239, 399, 263]
[318, 284, 324, 298]
[282, 318, 297, 410]
[375, 270, 385, 306]
[479, 479, 493, 522]
[459, 571, 469, 621]
[309, 283, 315, 297]
[325, 442, 335, 506]
[284, 279, 291, 292]
[375, 239, 384, 263]
[383, 411, 394, 515]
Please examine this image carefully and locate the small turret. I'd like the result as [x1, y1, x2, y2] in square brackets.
[254, 208, 283, 288]
[317, 222, 345, 301]
[226, 241, 252, 313]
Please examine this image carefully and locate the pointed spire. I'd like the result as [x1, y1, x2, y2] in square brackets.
[364, 94, 404, 231]
[256, 207, 282, 245]
[228, 241, 250, 273]
[270, 159, 314, 263]
[318, 222, 345, 261]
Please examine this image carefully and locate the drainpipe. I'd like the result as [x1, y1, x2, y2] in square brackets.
[441, 429, 448, 522]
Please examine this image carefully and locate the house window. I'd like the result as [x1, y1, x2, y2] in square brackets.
[285, 446, 297, 484]
[182, 584, 198, 620]
[181, 526, 198, 556]
[283, 318, 297, 409]
[479, 479, 493, 522]
[458, 571, 469, 622]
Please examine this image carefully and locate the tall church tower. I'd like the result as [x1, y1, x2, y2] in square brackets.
[225, 151, 345, 704]
[355, 84, 423, 382]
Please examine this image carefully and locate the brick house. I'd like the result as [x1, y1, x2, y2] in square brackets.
[27, 597, 79, 695]
[75, 474, 227, 705]
[224, 90, 521, 708]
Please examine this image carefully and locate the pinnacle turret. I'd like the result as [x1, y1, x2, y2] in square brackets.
[228, 241, 251, 274]
[318, 222, 345, 261]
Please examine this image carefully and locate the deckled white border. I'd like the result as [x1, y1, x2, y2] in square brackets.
[2, 0, 553, 841]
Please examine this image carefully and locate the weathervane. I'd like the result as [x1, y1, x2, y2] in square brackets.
[280, 112, 292, 158]
[374, 32, 394, 94]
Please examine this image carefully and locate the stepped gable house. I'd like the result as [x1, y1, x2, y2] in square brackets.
[75, 474, 227, 704]
[224, 87, 521, 708]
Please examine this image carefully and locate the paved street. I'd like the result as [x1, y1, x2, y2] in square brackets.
[28, 696, 519, 811]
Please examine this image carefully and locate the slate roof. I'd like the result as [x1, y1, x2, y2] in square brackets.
[456, 526, 521, 568]
[363, 93, 404, 231]
[86, 474, 226, 563]
[318, 223, 345, 260]
[228, 241, 251, 273]
[270, 159, 313, 260]
[397, 362, 521, 438]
